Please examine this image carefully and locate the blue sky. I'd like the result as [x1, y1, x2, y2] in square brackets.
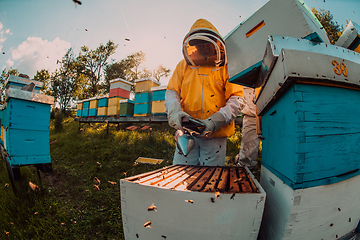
[0, 0, 359, 85]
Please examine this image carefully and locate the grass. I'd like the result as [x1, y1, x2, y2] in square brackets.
[0, 117, 256, 239]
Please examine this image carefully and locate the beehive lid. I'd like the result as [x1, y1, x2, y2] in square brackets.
[135, 77, 160, 85]
[119, 99, 135, 104]
[225, 0, 329, 88]
[135, 157, 163, 165]
[5, 88, 54, 105]
[109, 78, 133, 85]
[151, 85, 167, 92]
[5, 75, 43, 89]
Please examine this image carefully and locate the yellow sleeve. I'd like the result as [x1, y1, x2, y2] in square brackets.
[167, 60, 186, 94]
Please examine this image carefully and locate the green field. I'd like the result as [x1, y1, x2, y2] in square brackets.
[0, 117, 253, 239]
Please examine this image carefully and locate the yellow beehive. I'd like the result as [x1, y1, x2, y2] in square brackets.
[89, 99, 98, 109]
[97, 107, 108, 116]
[152, 100, 165, 114]
[135, 77, 160, 93]
[108, 97, 124, 107]
[107, 105, 120, 116]
[77, 103, 83, 110]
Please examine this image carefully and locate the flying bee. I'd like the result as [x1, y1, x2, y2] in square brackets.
[230, 193, 236, 200]
[72, 0, 82, 5]
[185, 199, 194, 203]
[147, 203, 157, 212]
[143, 221, 152, 228]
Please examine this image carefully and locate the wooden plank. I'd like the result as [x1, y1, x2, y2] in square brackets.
[202, 167, 222, 192]
[176, 167, 208, 191]
[229, 168, 241, 193]
[237, 168, 253, 193]
[147, 166, 189, 186]
[158, 166, 194, 188]
[132, 165, 182, 184]
[126, 125, 139, 130]
[216, 168, 229, 192]
[189, 167, 216, 191]
[168, 167, 200, 190]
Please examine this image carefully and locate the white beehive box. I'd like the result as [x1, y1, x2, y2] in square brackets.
[225, 0, 329, 88]
[120, 165, 266, 240]
[335, 21, 360, 53]
[260, 166, 360, 240]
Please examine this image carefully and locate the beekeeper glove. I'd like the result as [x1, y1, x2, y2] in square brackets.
[165, 89, 191, 130]
[198, 112, 226, 137]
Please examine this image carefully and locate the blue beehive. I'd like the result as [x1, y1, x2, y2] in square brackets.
[255, 36, 360, 189]
[151, 86, 166, 101]
[134, 92, 152, 104]
[134, 103, 152, 116]
[1, 75, 54, 180]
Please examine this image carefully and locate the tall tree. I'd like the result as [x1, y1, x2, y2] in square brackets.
[78, 40, 118, 97]
[152, 64, 171, 82]
[0, 68, 19, 104]
[312, 8, 343, 44]
[51, 48, 84, 113]
[33, 69, 51, 95]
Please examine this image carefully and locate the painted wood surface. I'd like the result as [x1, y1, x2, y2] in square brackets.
[119, 102, 134, 117]
[151, 101, 165, 114]
[135, 92, 152, 104]
[151, 89, 166, 102]
[260, 166, 360, 240]
[121, 165, 265, 240]
[261, 83, 360, 189]
[98, 98, 108, 108]
[135, 78, 160, 93]
[134, 103, 152, 115]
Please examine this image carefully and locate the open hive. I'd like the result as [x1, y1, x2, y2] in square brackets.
[120, 165, 266, 240]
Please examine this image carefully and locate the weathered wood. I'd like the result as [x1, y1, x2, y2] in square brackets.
[190, 167, 216, 192]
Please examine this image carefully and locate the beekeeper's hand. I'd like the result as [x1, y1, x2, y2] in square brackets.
[198, 112, 226, 137]
[165, 90, 191, 130]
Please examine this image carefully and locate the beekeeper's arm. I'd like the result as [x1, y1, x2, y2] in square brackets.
[165, 62, 191, 130]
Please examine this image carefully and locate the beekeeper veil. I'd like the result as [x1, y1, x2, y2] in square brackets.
[182, 19, 227, 67]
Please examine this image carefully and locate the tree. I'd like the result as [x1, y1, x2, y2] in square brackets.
[104, 60, 128, 93]
[152, 64, 171, 82]
[78, 40, 118, 97]
[0, 68, 19, 104]
[312, 8, 343, 44]
[33, 69, 51, 95]
[51, 48, 84, 113]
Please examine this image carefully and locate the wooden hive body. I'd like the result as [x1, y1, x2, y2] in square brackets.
[119, 99, 134, 117]
[260, 166, 360, 240]
[121, 165, 266, 240]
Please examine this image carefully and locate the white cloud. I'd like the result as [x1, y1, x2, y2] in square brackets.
[10, 37, 71, 77]
[0, 22, 11, 54]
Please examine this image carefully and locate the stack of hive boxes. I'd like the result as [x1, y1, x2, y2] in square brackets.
[151, 85, 167, 115]
[76, 102, 82, 117]
[107, 78, 132, 116]
[134, 78, 160, 116]
[225, 0, 360, 239]
[88, 97, 99, 117]
[81, 100, 90, 117]
[97, 96, 108, 117]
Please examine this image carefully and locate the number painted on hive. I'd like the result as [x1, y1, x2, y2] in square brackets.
[332, 60, 348, 77]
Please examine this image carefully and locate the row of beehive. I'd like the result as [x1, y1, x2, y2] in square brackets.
[76, 77, 166, 117]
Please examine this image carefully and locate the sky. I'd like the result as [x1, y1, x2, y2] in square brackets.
[0, 0, 359, 86]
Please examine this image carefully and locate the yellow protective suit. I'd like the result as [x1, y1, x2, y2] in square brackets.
[166, 19, 244, 138]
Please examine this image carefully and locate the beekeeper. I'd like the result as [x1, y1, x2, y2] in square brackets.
[235, 87, 261, 169]
[165, 18, 245, 166]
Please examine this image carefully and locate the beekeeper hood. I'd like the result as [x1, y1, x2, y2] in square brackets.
[183, 19, 227, 67]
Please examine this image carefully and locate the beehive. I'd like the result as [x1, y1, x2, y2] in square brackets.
[335, 21, 360, 53]
[119, 99, 134, 117]
[151, 85, 167, 101]
[1, 78, 54, 166]
[107, 105, 120, 116]
[81, 100, 90, 118]
[224, 0, 329, 88]
[256, 41, 360, 189]
[260, 166, 360, 240]
[110, 78, 132, 98]
[77, 102, 83, 110]
[135, 78, 160, 93]
[121, 165, 266, 240]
